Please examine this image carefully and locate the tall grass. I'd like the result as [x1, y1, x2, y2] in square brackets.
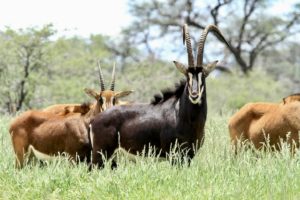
[1, 114, 300, 199]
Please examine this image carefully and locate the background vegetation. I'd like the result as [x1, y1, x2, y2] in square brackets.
[0, 25, 293, 114]
[1, 0, 299, 114]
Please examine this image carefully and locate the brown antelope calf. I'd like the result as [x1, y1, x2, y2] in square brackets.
[228, 93, 300, 152]
[9, 61, 133, 168]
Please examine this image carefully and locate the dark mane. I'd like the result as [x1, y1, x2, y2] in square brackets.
[80, 102, 93, 108]
[79, 102, 93, 115]
[151, 80, 186, 105]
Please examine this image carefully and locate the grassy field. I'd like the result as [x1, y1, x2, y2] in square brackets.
[1, 114, 300, 200]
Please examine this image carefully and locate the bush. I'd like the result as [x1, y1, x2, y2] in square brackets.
[207, 69, 287, 114]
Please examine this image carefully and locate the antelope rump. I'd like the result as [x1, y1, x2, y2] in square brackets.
[229, 93, 300, 152]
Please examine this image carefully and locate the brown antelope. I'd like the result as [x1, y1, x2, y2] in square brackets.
[228, 93, 300, 152]
[42, 61, 131, 116]
[89, 24, 231, 168]
[9, 61, 133, 168]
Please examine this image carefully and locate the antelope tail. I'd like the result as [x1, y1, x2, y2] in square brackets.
[89, 124, 94, 149]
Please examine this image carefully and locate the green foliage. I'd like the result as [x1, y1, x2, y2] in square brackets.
[0, 28, 113, 112]
[260, 42, 300, 84]
[118, 59, 181, 103]
[0, 25, 294, 114]
[1, 115, 300, 199]
[207, 69, 286, 113]
[0, 25, 55, 113]
[37, 34, 113, 107]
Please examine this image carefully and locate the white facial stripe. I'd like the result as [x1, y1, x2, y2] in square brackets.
[187, 72, 204, 104]
[188, 73, 193, 87]
[198, 72, 203, 97]
[198, 73, 202, 87]
[188, 72, 195, 96]
[103, 96, 115, 110]
[102, 97, 106, 110]
[111, 98, 115, 105]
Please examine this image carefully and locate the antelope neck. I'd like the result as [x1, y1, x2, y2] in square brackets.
[178, 84, 207, 123]
[84, 103, 101, 123]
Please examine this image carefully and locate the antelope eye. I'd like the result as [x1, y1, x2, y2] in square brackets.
[99, 97, 103, 104]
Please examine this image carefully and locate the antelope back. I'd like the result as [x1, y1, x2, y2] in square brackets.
[283, 94, 300, 104]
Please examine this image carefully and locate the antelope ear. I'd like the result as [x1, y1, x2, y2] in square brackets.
[203, 60, 218, 77]
[64, 106, 74, 113]
[115, 90, 134, 98]
[84, 88, 99, 99]
[282, 97, 287, 104]
[173, 61, 187, 75]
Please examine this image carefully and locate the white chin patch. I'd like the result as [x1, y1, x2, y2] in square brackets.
[189, 86, 204, 104]
[189, 95, 201, 104]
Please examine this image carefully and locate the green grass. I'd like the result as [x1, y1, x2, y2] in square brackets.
[1, 114, 300, 200]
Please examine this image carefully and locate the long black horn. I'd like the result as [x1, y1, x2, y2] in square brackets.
[97, 60, 105, 91]
[183, 24, 194, 68]
[196, 25, 230, 68]
[110, 62, 116, 91]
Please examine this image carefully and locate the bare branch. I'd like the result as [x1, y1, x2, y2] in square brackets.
[110, 0, 300, 74]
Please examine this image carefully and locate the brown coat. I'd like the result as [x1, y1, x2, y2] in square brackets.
[9, 61, 134, 168]
[228, 94, 300, 151]
[9, 111, 91, 166]
[9, 89, 133, 168]
[43, 103, 93, 116]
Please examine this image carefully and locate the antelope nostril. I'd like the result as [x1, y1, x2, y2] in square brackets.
[191, 91, 198, 96]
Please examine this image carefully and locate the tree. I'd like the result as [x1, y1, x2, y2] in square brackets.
[44, 34, 113, 106]
[0, 25, 55, 113]
[109, 0, 300, 74]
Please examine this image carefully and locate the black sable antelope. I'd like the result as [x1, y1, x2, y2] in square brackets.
[90, 24, 230, 168]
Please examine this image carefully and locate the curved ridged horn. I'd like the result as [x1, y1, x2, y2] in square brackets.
[110, 62, 116, 91]
[183, 24, 194, 68]
[197, 25, 229, 68]
[97, 60, 105, 91]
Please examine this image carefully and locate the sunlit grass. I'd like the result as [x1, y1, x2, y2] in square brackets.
[1, 114, 300, 199]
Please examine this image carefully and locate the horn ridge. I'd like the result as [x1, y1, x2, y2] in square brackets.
[183, 24, 194, 68]
[110, 62, 116, 91]
[97, 60, 106, 91]
[196, 24, 229, 68]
